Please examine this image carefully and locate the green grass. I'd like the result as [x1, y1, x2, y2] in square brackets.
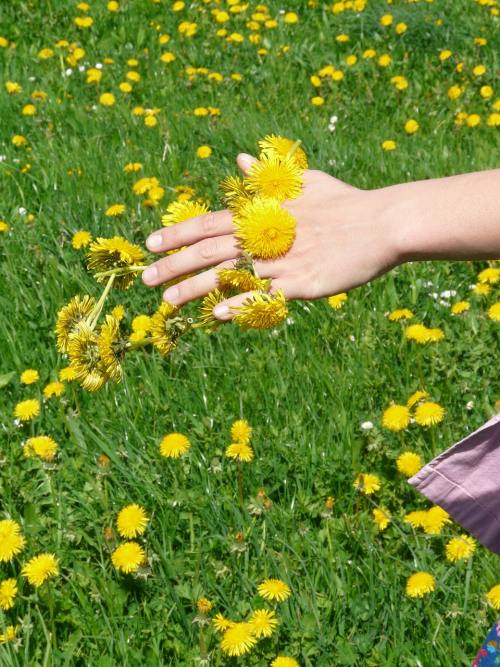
[0, 0, 499, 664]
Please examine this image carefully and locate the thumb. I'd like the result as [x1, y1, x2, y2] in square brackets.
[236, 153, 258, 175]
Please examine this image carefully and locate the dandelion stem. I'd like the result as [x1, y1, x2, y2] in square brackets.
[88, 273, 115, 329]
[236, 461, 244, 509]
[463, 552, 473, 614]
[94, 265, 146, 279]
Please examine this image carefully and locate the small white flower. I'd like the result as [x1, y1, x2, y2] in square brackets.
[361, 421, 374, 430]
[18, 207, 27, 215]
[95, 63, 103, 69]
[466, 400, 474, 410]
[65, 68, 73, 76]
[440, 290, 456, 299]
[78, 65, 85, 72]
[0, 155, 6, 162]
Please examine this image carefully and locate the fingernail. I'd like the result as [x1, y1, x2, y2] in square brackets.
[214, 304, 230, 319]
[142, 265, 158, 284]
[146, 233, 163, 250]
[239, 153, 254, 171]
[163, 286, 180, 304]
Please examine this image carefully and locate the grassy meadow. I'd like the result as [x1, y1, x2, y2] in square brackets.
[1, 0, 500, 665]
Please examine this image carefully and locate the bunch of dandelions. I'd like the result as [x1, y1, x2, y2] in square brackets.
[55, 236, 192, 391]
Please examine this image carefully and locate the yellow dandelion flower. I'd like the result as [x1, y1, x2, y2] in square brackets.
[388, 308, 414, 321]
[0, 221, 10, 233]
[414, 401, 445, 426]
[24, 436, 58, 461]
[372, 507, 391, 531]
[117, 504, 149, 539]
[486, 585, 500, 610]
[71, 230, 92, 249]
[249, 608, 278, 638]
[225, 442, 254, 462]
[426, 327, 445, 342]
[234, 197, 296, 260]
[451, 301, 470, 315]
[0, 578, 17, 610]
[404, 119, 419, 134]
[396, 452, 423, 477]
[160, 432, 191, 458]
[196, 597, 213, 614]
[382, 404, 410, 431]
[258, 578, 291, 602]
[111, 542, 145, 574]
[0, 520, 26, 562]
[217, 268, 270, 293]
[488, 303, 500, 322]
[272, 658, 301, 667]
[99, 92, 115, 106]
[258, 135, 308, 169]
[234, 290, 288, 330]
[43, 381, 65, 398]
[124, 162, 143, 173]
[97, 315, 126, 383]
[407, 390, 429, 408]
[478, 267, 500, 284]
[212, 613, 234, 632]
[220, 175, 253, 212]
[231, 419, 252, 445]
[68, 323, 108, 392]
[245, 155, 303, 202]
[0, 626, 17, 644]
[131, 315, 152, 332]
[196, 145, 212, 159]
[220, 622, 257, 657]
[151, 302, 189, 356]
[422, 506, 451, 535]
[445, 535, 476, 562]
[55, 294, 96, 353]
[87, 237, 145, 289]
[406, 572, 436, 598]
[472, 282, 491, 296]
[404, 510, 428, 529]
[20, 369, 39, 384]
[382, 139, 397, 151]
[198, 289, 227, 333]
[14, 398, 40, 421]
[59, 366, 78, 382]
[22, 553, 59, 587]
[328, 293, 348, 310]
[405, 324, 444, 344]
[353, 473, 381, 495]
[161, 200, 210, 226]
[105, 204, 126, 217]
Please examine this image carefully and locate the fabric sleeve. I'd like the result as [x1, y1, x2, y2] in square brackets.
[408, 413, 500, 555]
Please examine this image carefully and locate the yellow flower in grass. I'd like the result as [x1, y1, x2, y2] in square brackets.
[24, 436, 58, 461]
[221, 622, 257, 657]
[406, 572, 436, 598]
[87, 237, 145, 289]
[161, 200, 209, 226]
[396, 452, 422, 477]
[99, 92, 116, 106]
[382, 404, 410, 431]
[234, 291, 288, 330]
[212, 613, 234, 632]
[160, 432, 191, 458]
[151, 302, 189, 357]
[328, 293, 348, 310]
[14, 399, 40, 421]
[388, 308, 414, 321]
[234, 197, 296, 259]
[404, 510, 428, 529]
[124, 162, 143, 173]
[372, 507, 391, 531]
[59, 366, 78, 382]
[245, 155, 303, 202]
[196, 597, 213, 614]
[353, 473, 381, 495]
[43, 381, 65, 398]
[225, 442, 254, 462]
[72, 230, 92, 249]
[105, 204, 126, 217]
[196, 145, 212, 159]
[0, 221, 10, 232]
[117, 504, 149, 539]
[405, 324, 444, 344]
[0, 626, 17, 644]
[382, 140, 397, 151]
[132, 315, 152, 332]
[0, 579, 17, 610]
[451, 301, 470, 315]
[98, 315, 125, 383]
[20, 369, 39, 384]
[473, 283, 491, 296]
[198, 290, 226, 333]
[404, 119, 419, 134]
[231, 419, 252, 445]
[220, 176, 252, 212]
[272, 658, 300, 667]
[488, 303, 500, 322]
[478, 267, 500, 284]
[258, 135, 308, 169]
[217, 268, 269, 293]
[445, 535, 476, 562]
[486, 585, 500, 610]
[258, 578, 291, 602]
[423, 506, 451, 535]
[0, 520, 26, 562]
[68, 323, 108, 392]
[22, 553, 59, 587]
[415, 402, 445, 426]
[249, 609, 278, 638]
[111, 542, 145, 574]
[407, 390, 429, 408]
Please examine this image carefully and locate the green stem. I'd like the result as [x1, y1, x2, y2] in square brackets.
[237, 461, 244, 509]
[463, 553, 473, 614]
[94, 264, 146, 279]
[88, 274, 115, 329]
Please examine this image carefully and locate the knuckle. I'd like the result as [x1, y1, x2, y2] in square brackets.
[202, 212, 217, 234]
[158, 257, 176, 279]
[199, 237, 219, 260]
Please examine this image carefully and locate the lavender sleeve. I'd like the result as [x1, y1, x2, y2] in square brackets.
[408, 413, 500, 555]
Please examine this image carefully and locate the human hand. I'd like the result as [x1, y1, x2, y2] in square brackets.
[141, 154, 402, 320]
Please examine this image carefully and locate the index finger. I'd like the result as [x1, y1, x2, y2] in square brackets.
[146, 209, 234, 254]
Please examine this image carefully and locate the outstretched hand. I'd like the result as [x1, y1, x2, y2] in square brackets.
[141, 154, 401, 320]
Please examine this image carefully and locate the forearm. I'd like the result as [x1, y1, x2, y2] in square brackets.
[378, 169, 500, 263]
